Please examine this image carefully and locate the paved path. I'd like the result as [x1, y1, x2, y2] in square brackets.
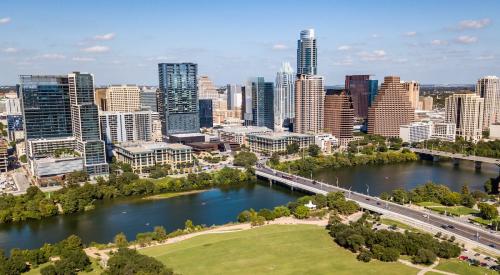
[398, 259, 456, 275]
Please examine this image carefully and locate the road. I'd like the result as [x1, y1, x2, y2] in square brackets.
[410, 148, 500, 165]
[256, 164, 500, 253]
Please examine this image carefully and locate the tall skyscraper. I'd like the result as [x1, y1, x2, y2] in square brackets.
[297, 29, 317, 75]
[68, 72, 108, 175]
[403, 80, 420, 109]
[199, 99, 214, 128]
[367, 76, 415, 137]
[345, 75, 375, 119]
[19, 75, 73, 139]
[445, 93, 484, 142]
[198, 76, 219, 100]
[324, 89, 354, 139]
[140, 87, 158, 112]
[158, 63, 200, 136]
[105, 85, 141, 112]
[476, 76, 500, 129]
[274, 62, 295, 131]
[294, 75, 324, 134]
[246, 77, 274, 129]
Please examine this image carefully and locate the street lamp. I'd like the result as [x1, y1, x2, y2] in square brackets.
[366, 184, 370, 196]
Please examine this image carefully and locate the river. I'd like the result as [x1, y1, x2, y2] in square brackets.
[0, 159, 497, 252]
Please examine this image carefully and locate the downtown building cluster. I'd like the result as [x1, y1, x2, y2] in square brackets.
[0, 29, 498, 182]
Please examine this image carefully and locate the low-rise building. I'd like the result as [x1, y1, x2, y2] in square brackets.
[113, 142, 193, 174]
[247, 132, 314, 154]
[33, 157, 84, 177]
[400, 121, 456, 143]
[26, 137, 78, 176]
[315, 134, 339, 154]
[490, 124, 500, 140]
[431, 123, 456, 142]
[218, 126, 272, 146]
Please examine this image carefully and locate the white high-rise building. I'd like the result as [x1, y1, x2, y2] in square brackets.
[274, 62, 295, 131]
[445, 93, 484, 143]
[476, 76, 500, 129]
[99, 111, 153, 144]
[226, 84, 242, 110]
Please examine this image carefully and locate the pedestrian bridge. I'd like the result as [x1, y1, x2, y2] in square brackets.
[410, 148, 500, 169]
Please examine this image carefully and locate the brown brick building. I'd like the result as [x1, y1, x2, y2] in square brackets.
[367, 76, 415, 137]
[324, 89, 354, 139]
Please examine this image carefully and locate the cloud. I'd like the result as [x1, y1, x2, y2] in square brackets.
[358, 50, 387, 61]
[371, 34, 380, 38]
[93, 33, 116, 41]
[404, 31, 417, 37]
[0, 17, 11, 25]
[393, 58, 408, 63]
[337, 45, 352, 51]
[459, 18, 491, 30]
[333, 58, 353, 66]
[272, 44, 288, 50]
[82, 45, 110, 53]
[431, 39, 448, 46]
[39, 53, 66, 59]
[3, 47, 18, 53]
[72, 57, 95, 62]
[476, 55, 495, 60]
[455, 35, 477, 44]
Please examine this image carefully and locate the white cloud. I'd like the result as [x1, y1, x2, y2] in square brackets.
[3, 47, 18, 53]
[39, 53, 66, 60]
[72, 57, 95, 62]
[477, 55, 495, 60]
[0, 17, 11, 25]
[272, 44, 288, 50]
[456, 35, 477, 44]
[431, 39, 448, 46]
[82, 45, 110, 53]
[393, 58, 408, 63]
[358, 50, 387, 61]
[404, 31, 417, 37]
[333, 59, 353, 66]
[371, 34, 380, 38]
[93, 33, 116, 41]
[459, 18, 491, 30]
[337, 45, 352, 51]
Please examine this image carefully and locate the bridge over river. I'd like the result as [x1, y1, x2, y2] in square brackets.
[410, 148, 500, 171]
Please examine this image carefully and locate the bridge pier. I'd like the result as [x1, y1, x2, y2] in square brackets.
[453, 158, 460, 166]
[269, 179, 273, 187]
[475, 161, 482, 171]
[432, 155, 440, 162]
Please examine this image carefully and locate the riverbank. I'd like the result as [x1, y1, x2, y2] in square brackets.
[144, 189, 209, 200]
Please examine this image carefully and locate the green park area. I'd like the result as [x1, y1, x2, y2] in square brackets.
[417, 201, 479, 216]
[140, 224, 418, 275]
[435, 259, 497, 275]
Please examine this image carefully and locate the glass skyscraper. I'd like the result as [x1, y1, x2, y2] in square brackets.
[368, 79, 379, 107]
[249, 77, 274, 130]
[19, 75, 73, 140]
[68, 72, 108, 176]
[274, 62, 295, 131]
[158, 63, 200, 136]
[198, 99, 213, 128]
[297, 29, 317, 75]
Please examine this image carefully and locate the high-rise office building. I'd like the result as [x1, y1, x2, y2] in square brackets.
[297, 29, 317, 75]
[476, 76, 500, 129]
[246, 77, 274, 130]
[345, 75, 376, 119]
[99, 111, 153, 144]
[324, 89, 354, 139]
[105, 85, 141, 112]
[367, 76, 415, 137]
[227, 84, 243, 110]
[199, 99, 214, 128]
[94, 88, 107, 111]
[274, 62, 295, 131]
[403, 80, 420, 109]
[68, 72, 108, 175]
[294, 75, 324, 134]
[158, 63, 200, 136]
[198, 76, 219, 100]
[19, 75, 73, 140]
[140, 87, 158, 112]
[418, 96, 434, 111]
[445, 93, 484, 142]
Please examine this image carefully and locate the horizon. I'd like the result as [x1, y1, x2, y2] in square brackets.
[1, 0, 499, 86]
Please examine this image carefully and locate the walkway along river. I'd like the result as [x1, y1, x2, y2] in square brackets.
[0, 159, 497, 252]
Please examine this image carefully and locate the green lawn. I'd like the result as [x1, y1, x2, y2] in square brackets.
[379, 218, 422, 232]
[435, 259, 497, 275]
[140, 224, 418, 275]
[417, 201, 478, 216]
[417, 202, 443, 207]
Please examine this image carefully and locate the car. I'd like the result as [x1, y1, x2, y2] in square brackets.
[422, 214, 428, 218]
[485, 256, 491, 260]
[489, 244, 496, 248]
[480, 262, 488, 267]
[376, 202, 381, 205]
[475, 253, 481, 257]
[312, 180, 317, 185]
[447, 225, 455, 229]
[441, 225, 448, 229]
[365, 198, 370, 201]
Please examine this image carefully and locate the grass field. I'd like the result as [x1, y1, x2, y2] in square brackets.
[417, 201, 478, 216]
[140, 224, 418, 275]
[144, 189, 207, 200]
[379, 218, 423, 232]
[435, 259, 497, 275]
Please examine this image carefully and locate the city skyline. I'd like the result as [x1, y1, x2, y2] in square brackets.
[1, 0, 499, 86]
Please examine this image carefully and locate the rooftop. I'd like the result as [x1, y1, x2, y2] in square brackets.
[169, 133, 206, 138]
[249, 131, 313, 140]
[117, 142, 191, 154]
[219, 126, 272, 134]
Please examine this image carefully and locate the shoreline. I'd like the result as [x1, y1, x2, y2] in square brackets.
[143, 189, 210, 200]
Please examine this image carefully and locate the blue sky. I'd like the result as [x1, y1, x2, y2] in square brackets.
[0, 0, 499, 85]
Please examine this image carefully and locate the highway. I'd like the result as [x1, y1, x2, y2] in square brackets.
[256, 164, 500, 253]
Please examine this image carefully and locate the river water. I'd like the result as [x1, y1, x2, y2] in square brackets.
[0, 160, 497, 252]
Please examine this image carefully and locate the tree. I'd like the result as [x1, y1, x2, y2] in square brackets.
[258, 208, 275, 221]
[233, 151, 258, 167]
[185, 219, 195, 231]
[154, 226, 167, 241]
[250, 215, 266, 226]
[346, 234, 365, 252]
[308, 144, 321, 157]
[269, 153, 280, 166]
[412, 248, 436, 265]
[478, 203, 498, 220]
[286, 142, 300, 155]
[273, 206, 291, 218]
[114, 232, 128, 248]
[40, 265, 57, 275]
[19, 155, 27, 163]
[66, 170, 89, 185]
[461, 194, 475, 208]
[293, 205, 310, 219]
[357, 250, 372, 262]
[460, 184, 470, 195]
[237, 210, 254, 223]
[105, 248, 173, 275]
